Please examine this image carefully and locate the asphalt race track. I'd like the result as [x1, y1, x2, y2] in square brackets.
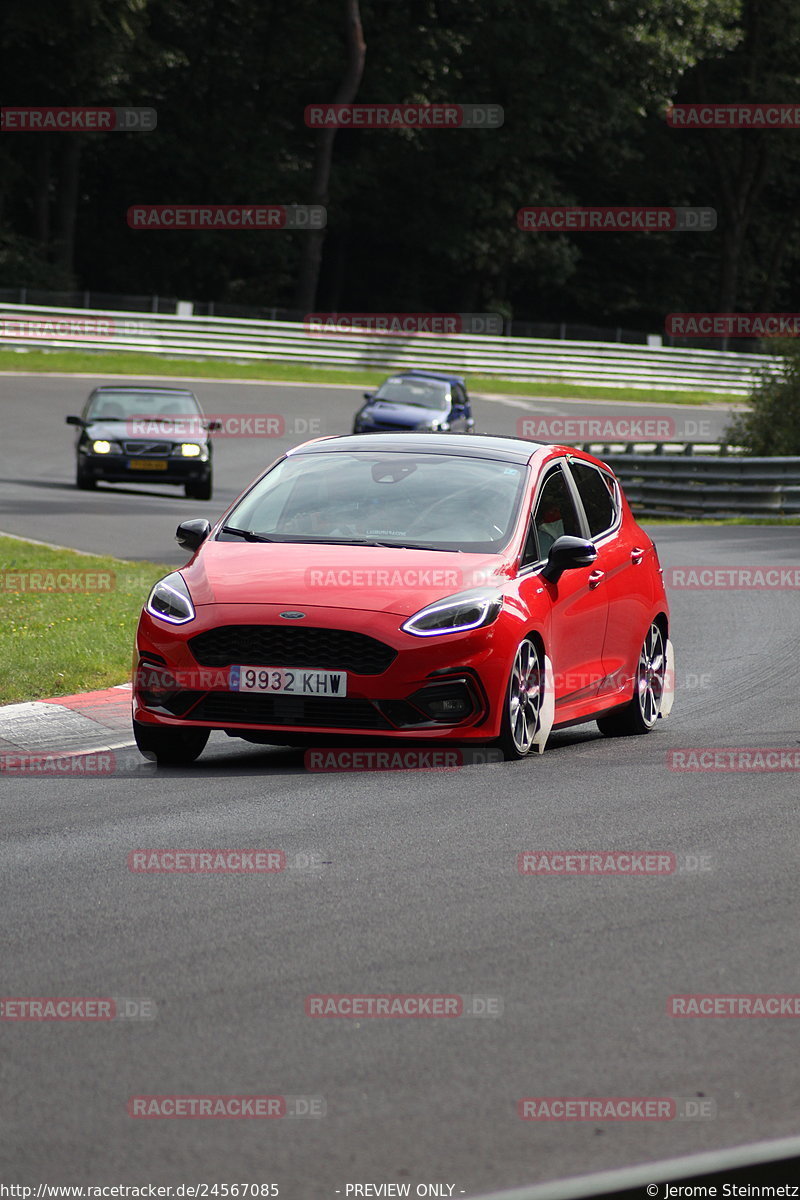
[1, 372, 798, 1193]
[0, 371, 738, 564]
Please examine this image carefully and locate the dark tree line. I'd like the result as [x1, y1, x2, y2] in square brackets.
[2, 0, 800, 332]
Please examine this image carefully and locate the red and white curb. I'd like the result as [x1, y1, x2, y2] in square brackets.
[0, 682, 135, 758]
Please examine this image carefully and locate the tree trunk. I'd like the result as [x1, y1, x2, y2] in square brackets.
[34, 137, 52, 251]
[54, 137, 82, 282]
[294, 0, 366, 313]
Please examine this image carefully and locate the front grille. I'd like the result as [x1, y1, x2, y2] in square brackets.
[189, 626, 397, 675]
[123, 441, 172, 455]
[187, 692, 389, 729]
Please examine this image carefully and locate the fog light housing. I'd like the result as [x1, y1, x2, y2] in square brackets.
[409, 680, 477, 724]
[135, 662, 178, 704]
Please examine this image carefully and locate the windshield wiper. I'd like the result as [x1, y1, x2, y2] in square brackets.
[379, 541, 462, 552]
[220, 525, 275, 542]
[267, 536, 461, 551]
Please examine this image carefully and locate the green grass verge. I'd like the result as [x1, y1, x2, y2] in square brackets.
[0, 536, 168, 704]
[0, 348, 744, 406]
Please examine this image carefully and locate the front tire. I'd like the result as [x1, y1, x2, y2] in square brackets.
[185, 474, 212, 501]
[597, 621, 666, 737]
[133, 719, 209, 765]
[76, 461, 96, 490]
[497, 636, 544, 760]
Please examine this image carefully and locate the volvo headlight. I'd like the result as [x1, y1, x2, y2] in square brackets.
[402, 589, 503, 637]
[91, 439, 121, 454]
[146, 572, 195, 624]
[177, 443, 203, 457]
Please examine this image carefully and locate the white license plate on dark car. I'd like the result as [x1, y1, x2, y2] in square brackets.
[229, 666, 347, 696]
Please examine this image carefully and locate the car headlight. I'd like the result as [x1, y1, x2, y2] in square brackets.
[401, 589, 503, 637]
[146, 572, 195, 624]
[91, 439, 121, 454]
[177, 443, 203, 457]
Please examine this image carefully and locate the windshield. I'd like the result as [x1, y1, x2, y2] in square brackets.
[222, 451, 527, 552]
[85, 391, 202, 421]
[372, 377, 449, 411]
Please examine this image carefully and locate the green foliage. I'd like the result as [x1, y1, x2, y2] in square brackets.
[5, 0, 800, 331]
[726, 341, 800, 455]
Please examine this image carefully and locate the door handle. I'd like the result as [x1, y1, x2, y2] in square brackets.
[631, 546, 645, 565]
[588, 569, 605, 588]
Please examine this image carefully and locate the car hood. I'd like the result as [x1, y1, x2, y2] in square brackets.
[182, 541, 511, 617]
[84, 419, 207, 444]
[360, 401, 445, 428]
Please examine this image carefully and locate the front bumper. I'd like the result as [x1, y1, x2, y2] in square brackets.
[79, 452, 210, 485]
[133, 603, 513, 742]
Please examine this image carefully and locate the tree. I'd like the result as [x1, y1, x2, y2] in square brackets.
[725, 340, 800, 454]
[294, 0, 366, 312]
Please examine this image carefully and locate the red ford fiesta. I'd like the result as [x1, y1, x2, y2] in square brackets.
[132, 433, 674, 764]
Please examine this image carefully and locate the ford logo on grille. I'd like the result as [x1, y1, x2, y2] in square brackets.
[280, 611, 306, 619]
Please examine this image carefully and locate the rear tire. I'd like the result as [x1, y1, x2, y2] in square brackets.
[597, 622, 666, 737]
[185, 474, 212, 501]
[133, 719, 209, 765]
[497, 636, 544, 760]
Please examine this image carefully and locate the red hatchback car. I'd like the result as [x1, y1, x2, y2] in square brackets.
[132, 433, 674, 763]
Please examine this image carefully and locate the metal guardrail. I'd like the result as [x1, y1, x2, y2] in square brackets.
[0, 302, 780, 394]
[574, 443, 800, 518]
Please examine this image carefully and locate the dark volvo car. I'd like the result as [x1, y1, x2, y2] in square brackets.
[352, 370, 474, 434]
[66, 386, 219, 499]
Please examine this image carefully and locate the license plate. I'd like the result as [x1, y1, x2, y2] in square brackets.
[129, 458, 168, 470]
[230, 666, 348, 697]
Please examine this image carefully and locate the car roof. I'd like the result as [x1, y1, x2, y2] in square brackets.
[388, 370, 466, 388]
[289, 432, 545, 463]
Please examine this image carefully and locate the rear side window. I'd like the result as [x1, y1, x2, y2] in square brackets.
[570, 461, 617, 537]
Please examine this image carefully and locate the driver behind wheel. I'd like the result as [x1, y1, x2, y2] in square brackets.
[536, 504, 565, 557]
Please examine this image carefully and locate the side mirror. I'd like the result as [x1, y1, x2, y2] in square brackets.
[206, 419, 223, 431]
[66, 415, 83, 426]
[176, 518, 211, 552]
[540, 535, 597, 584]
[363, 392, 375, 401]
